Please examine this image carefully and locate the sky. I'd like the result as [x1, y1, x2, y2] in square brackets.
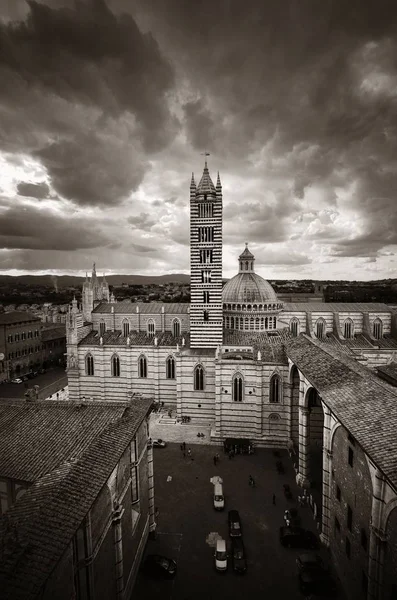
[0, 0, 397, 281]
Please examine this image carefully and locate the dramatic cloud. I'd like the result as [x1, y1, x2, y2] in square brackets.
[17, 181, 50, 199]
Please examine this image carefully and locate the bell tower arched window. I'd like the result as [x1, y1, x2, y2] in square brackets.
[147, 319, 155, 335]
[232, 373, 243, 402]
[373, 318, 383, 340]
[343, 318, 354, 339]
[122, 320, 130, 337]
[99, 321, 106, 336]
[111, 355, 120, 377]
[85, 354, 94, 376]
[194, 365, 204, 390]
[290, 318, 299, 337]
[316, 319, 325, 339]
[166, 356, 175, 379]
[138, 355, 147, 378]
[269, 374, 280, 403]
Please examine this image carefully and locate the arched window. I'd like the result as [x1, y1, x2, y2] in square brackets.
[308, 387, 320, 407]
[316, 319, 325, 339]
[122, 320, 130, 337]
[373, 318, 383, 340]
[138, 355, 147, 378]
[203, 310, 209, 322]
[147, 319, 155, 335]
[290, 318, 299, 337]
[265, 317, 268, 329]
[244, 317, 249, 329]
[172, 319, 181, 337]
[99, 321, 106, 336]
[233, 373, 243, 402]
[269, 374, 280, 403]
[111, 355, 120, 377]
[343, 318, 354, 339]
[245, 261, 248, 270]
[194, 364, 204, 390]
[166, 356, 175, 379]
[85, 354, 94, 376]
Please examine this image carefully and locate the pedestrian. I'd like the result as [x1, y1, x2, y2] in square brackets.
[272, 493, 276, 505]
[180, 443, 183, 452]
[187, 448, 192, 458]
[161, 401, 164, 408]
[182, 441, 186, 451]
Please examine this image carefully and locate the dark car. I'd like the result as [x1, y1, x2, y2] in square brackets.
[296, 553, 324, 572]
[228, 510, 242, 538]
[299, 567, 337, 596]
[231, 538, 247, 573]
[142, 554, 177, 579]
[284, 508, 301, 527]
[279, 526, 319, 549]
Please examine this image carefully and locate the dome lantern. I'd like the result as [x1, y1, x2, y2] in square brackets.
[239, 243, 255, 273]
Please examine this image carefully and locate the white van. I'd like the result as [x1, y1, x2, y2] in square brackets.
[214, 538, 227, 571]
[213, 483, 224, 510]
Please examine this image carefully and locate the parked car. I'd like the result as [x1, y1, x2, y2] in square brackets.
[21, 375, 29, 382]
[228, 510, 242, 538]
[11, 378, 23, 384]
[142, 554, 177, 579]
[284, 508, 301, 527]
[279, 526, 319, 549]
[148, 438, 167, 448]
[38, 368, 46, 374]
[213, 482, 225, 510]
[214, 538, 228, 572]
[296, 553, 324, 572]
[299, 566, 337, 596]
[231, 538, 247, 574]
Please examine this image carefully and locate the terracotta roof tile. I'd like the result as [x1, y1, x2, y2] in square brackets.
[79, 330, 190, 347]
[283, 302, 392, 312]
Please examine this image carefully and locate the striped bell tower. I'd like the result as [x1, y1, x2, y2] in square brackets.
[189, 160, 223, 347]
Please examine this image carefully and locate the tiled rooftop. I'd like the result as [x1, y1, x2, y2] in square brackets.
[79, 330, 190, 347]
[286, 336, 397, 490]
[41, 326, 66, 342]
[0, 398, 152, 600]
[0, 312, 41, 325]
[283, 302, 393, 312]
[92, 300, 189, 315]
[0, 401, 129, 482]
[376, 363, 397, 386]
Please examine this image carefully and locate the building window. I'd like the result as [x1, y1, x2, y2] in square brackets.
[348, 433, 355, 446]
[198, 203, 213, 218]
[316, 319, 325, 339]
[348, 447, 354, 467]
[99, 321, 106, 336]
[336, 485, 341, 501]
[373, 318, 383, 340]
[147, 319, 155, 335]
[269, 374, 280, 403]
[232, 374, 243, 402]
[138, 355, 147, 378]
[201, 270, 212, 283]
[308, 388, 320, 407]
[111, 355, 120, 377]
[85, 354, 94, 376]
[123, 320, 130, 337]
[200, 248, 213, 263]
[197, 226, 214, 242]
[290, 318, 299, 337]
[344, 318, 354, 339]
[334, 516, 340, 534]
[194, 365, 204, 390]
[345, 537, 351, 559]
[203, 291, 210, 303]
[7, 334, 13, 343]
[172, 319, 181, 337]
[27, 331, 32, 339]
[166, 356, 175, 379]
[131, 465, 139, 503]
[361, 529, 368, 551]
[203, 310, 209, 322]
[347, 505, 353, 531]
[15, 333, 20, 341]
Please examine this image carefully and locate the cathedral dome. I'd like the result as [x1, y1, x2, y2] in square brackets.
[223, 272, 278, 304]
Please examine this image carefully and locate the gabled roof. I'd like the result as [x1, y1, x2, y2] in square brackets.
[286, 336, 397, 490]
[0, 401, 129, 482]
[283, 302, 393, 312]
[0, 398, 152, 600]
[79, 330, 190, 347]
[92, 300, 189, 315]
[196, 163, 216, 195]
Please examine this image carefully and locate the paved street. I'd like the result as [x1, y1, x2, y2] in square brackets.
[133, 443, 342, 600]
[0, 366, 67, 401]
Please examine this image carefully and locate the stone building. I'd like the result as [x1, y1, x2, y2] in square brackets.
[64, 162, 397, 599]
[0, 312, 43, 381]
[0, 398, 154, 600]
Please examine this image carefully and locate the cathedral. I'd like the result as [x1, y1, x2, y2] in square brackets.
[66, 161, 397, 599]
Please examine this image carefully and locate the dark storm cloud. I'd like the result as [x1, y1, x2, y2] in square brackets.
[0, 0, 177, 206]
[0, 205, 110, 250]
[17, 181, 50, 199]
[183, 99, 216, 151]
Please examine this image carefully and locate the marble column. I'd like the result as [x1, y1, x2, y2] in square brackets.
[147, 444, 156, 538]
[297, 405, 310, 488]
[112, 502, 125, 600]
[368, 469, 387, 600]
[320, 406, 332, 546]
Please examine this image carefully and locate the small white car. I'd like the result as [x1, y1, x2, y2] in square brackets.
[11, 378, 23, 384]
[148, 439, 167, 448]
[214, 538, 228, 572]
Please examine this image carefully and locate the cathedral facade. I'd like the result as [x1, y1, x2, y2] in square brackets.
[66, 163, 397, 599]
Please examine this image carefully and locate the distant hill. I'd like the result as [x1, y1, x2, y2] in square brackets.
[0, 274, 191, 288]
